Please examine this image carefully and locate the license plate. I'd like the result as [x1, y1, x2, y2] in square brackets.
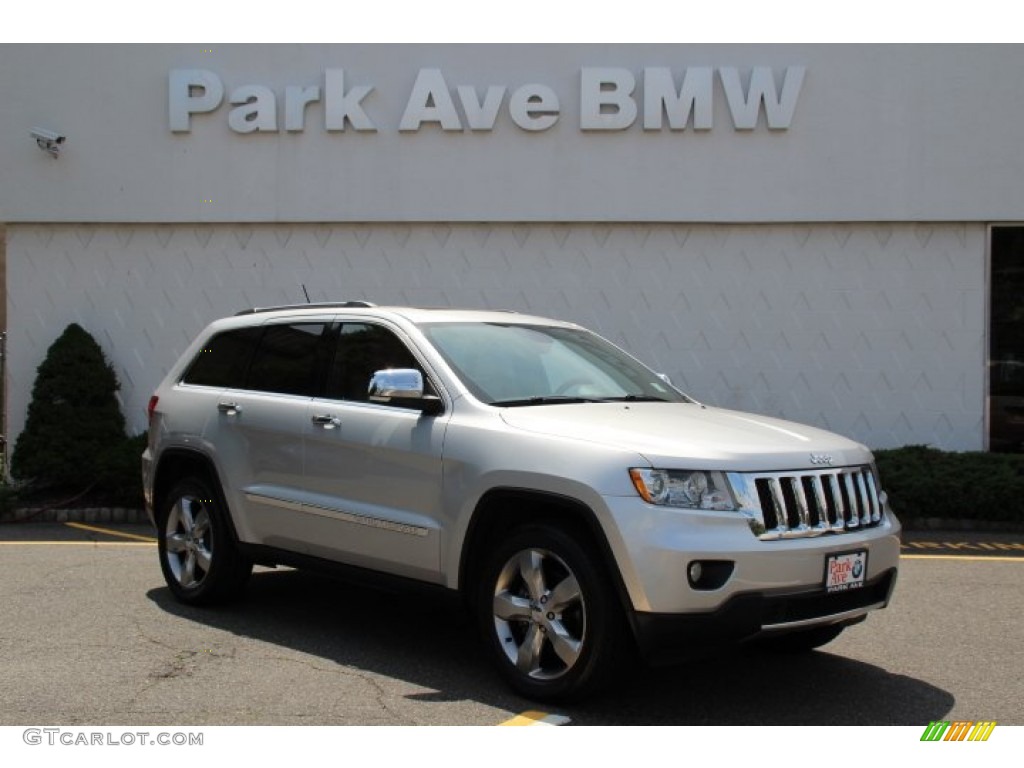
[825, 550, 868, 593]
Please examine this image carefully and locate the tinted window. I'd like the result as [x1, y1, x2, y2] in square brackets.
[328, 323, 429, 402]
[245, 323, 328, 397]
[182, 326, 260, 388]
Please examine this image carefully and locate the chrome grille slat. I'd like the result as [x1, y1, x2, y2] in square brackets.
[866, 471, 881, 523]
[829, 474, 845, 526]
[844, 473, 860, 529]
[809, 475, 834, 532]
[855, 472, 870, 526]
[749, 466, 883, 541]
[768, 478, 789, 536]
[791, 478, 813, 532]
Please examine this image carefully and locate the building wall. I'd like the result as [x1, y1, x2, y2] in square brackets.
[2, 45, 1024, 224]
[6, 221, 985, 451]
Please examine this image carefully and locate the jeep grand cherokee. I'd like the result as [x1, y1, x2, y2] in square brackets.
[142, 302, 900, 701]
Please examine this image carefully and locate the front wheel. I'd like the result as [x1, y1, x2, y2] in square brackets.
[476, 524, 628, 702]
[157, 476, 252, 606]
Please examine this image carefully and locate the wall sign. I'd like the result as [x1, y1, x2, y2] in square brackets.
[169, 66, 805, 135]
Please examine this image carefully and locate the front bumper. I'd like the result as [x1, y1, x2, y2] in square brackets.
[632, 567, 897, 664]
[604, 493, 901, 610]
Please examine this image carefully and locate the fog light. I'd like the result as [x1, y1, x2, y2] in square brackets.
[688, 562, 703, 583]
[686, 560, 735, 590]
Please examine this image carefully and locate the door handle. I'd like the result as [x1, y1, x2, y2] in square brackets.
[217, 402, 242, 415]
[311, 414, 341, 429]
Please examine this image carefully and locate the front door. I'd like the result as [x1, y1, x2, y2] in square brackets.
[301, 322, 447, 581]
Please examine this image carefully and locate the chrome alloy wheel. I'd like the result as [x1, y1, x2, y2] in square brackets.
[492, 548, 586, 680]
[164, 495, 213, 589]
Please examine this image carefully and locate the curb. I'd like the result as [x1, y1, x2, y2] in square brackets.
[0, 507, 149, 525]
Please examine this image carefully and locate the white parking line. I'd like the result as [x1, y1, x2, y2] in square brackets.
[900, 554, 1023, 562]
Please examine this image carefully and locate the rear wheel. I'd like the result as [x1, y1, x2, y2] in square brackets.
[476, 523, 628, 702]
[157, 476, 251, 605]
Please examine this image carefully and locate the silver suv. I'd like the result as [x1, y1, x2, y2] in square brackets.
[142, 302, 900, 701]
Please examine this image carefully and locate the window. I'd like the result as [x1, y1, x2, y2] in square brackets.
[245, 323, 328, 397]
[990, 227, 1024, 453]
[327, 323, 429, 402]
[181, 326, 260, 388]
[419, 322, 688, 405]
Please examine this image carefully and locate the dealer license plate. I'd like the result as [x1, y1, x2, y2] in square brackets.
[825, 550, 868, 593]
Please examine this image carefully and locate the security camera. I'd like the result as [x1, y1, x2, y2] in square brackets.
[31, 127, 65, 157]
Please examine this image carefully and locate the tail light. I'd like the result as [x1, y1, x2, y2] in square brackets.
[147, 395, 159, 425]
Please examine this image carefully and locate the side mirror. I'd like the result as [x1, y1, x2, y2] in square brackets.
[368, 369, 443, 415]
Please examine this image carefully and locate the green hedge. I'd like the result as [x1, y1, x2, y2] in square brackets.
[873, 445, 1024, 524]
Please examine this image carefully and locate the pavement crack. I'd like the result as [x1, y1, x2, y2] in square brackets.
[258, 652, 416, 725]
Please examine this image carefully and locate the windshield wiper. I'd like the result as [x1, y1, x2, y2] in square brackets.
[490, 396, 606, 407]
[492, 394, 675, 407]
[600, 395, 669, 402]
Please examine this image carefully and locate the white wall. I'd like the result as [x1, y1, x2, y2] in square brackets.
[6, 221, 985, 451]
[1, 44, 1023, 223]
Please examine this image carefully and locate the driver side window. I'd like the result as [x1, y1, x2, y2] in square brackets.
[327, 323, 433, 403]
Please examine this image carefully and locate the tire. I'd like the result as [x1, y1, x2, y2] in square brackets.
[757, 624, 845, 653]
[157, 475, 252, 605]
[476, 523, 628, 702]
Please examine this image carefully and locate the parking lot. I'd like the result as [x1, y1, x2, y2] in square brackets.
[1, 522, 1022, 726]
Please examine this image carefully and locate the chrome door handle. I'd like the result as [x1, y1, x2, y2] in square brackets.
[311, 414, 340, 429]
[217, 402, 242, 415]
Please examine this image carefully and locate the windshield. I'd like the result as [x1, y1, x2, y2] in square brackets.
[419, 322, 691, 406]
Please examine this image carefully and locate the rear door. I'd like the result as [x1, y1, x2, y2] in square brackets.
[214, 319, 332, 548]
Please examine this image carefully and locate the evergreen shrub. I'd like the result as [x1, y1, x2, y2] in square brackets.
[10, 323, 139, 500]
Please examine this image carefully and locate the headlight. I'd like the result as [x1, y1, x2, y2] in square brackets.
[629, 468, 738, 511]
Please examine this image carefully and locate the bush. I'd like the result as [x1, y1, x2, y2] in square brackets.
[96, 431, 147, 507]
[11, 323, 128, 493]
[873, 445, 1024, 524]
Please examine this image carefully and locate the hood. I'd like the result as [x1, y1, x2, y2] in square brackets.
[499, 402, 872, 471]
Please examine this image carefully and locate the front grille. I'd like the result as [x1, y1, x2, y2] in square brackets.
[750, 466, 882, 540]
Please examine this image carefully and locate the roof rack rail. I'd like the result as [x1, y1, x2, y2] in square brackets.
[235, 301, 377, 316]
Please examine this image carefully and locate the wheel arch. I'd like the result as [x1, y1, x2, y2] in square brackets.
[153, 448, 242, 543]
[458, 488, 635, 621]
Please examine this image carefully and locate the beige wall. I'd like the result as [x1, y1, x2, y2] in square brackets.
[2, 45, 1024, 224]
[5, 221, 986, 452]
[1, 224, 6, 332]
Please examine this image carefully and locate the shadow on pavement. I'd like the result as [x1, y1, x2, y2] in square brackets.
[148, 567, 954, 725]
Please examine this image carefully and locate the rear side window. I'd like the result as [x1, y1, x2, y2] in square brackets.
[181, 327, 260, 388]
[245, 323, 329, 397]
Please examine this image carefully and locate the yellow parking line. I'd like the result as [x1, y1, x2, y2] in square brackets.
[65, 522, 157, 542]
[900, 554, 1023, 562]
[499, 710, 571, 726]
[0, 541, 155, 547]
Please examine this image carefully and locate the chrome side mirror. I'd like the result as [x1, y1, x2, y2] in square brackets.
[369, 368, 424, 400]
[368, 369, 443, 415]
